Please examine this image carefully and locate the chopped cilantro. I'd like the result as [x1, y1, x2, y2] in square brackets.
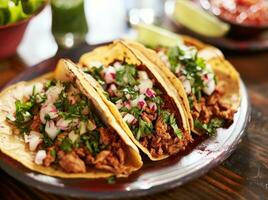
[116, 64, 137, 86]
[167, 46, 211, 98]
[135, 119, 153, 140]
[50, 149, 56, 157]
[161, 111, 183, 139]
[107, 176, 116, 184]
[169, 114, 183, 139]
[60, 137, 73, 152]
[194, 118, 224, 136]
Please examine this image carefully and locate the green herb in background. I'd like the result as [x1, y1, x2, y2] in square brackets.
[0, 0, 45, 26]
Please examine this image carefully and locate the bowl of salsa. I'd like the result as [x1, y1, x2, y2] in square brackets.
[200, 0, 268, 38]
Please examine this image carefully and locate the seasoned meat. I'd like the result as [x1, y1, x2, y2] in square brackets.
[191, 90, 235, 126]
[155, 117, 171, 140]
[95, 151, 111, 163]
[30, 115, 41, 131]
[117, 148, 125, 164]
[141, 112, 157, 123]
[59, 152, 86, 173]
[43, 147, 56, 167]
[140, 115, 191, 158]
[99, 127, 111, 145]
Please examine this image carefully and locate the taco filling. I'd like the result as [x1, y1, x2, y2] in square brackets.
[6, 80, 131, 175]
[156, 45, 236, 135]
[83, 61, 190, 158]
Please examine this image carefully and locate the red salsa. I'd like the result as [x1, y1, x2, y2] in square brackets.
[210, 0, 268, 26]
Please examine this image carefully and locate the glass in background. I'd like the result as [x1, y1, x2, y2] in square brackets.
[51, 0, 88, 49]
[126, 0, 165, 26]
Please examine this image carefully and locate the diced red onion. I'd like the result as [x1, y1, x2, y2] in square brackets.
[34, 150, 46, 165]
[145, 88, 156, 98]
[137, 99, 146, 109]
[123, 113, 137, 125]
[123, 101, 131, 109]
[148, 102, 157, 112]
[107, 84, 117, 96]
[138, 79, 153, 94]
[104, 66, 116, 84]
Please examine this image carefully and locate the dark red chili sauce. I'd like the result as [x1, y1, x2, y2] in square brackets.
[210, 0, 268, 26]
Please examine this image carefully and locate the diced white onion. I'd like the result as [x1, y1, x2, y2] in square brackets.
[25, 131, 43, 151]
[202, 73, 216, 95]
[182, 79, 192, 94]
[87, 120, 96, 131]
[68, 131, 79, 143]
[45, 121, 60, 140]
[113, 62, 123, 70]
[89, 60, 103, 68]
[45, 84, 64, 104]
[123, 113, 137, 124]
[138, 79, 153, 94]
[115, 99, 123, 109]
[34, 150, 46, 165]
[138, 71, 149, 80]
[79, 121, 87, 135]
[56, 118, 71, 130]
[40, 104, 58, 124]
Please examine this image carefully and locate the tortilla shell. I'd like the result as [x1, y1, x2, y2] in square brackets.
[0, 60, 142, 178]
[125, 40, 241, 135]
[79, 40, 192, 161]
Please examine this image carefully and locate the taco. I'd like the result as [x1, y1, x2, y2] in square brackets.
[0, 59, 142, 178]
[78, 40, 192, 161]
[125, 40, 240, 136]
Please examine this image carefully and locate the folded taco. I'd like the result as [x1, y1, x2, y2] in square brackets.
[78, 40, 192, 161]
[125, 40, 240, 136]
[0, 59, 142, 178]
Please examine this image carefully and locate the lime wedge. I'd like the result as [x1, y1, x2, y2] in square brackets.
[134, 23, 183, 47]
[173, 0, 230, 37]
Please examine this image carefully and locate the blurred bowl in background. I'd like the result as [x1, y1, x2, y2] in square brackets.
[0, 2, 47, 60]
[200, 0, 268, 39]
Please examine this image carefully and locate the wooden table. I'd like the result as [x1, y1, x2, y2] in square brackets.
[1, 4, 268, 200]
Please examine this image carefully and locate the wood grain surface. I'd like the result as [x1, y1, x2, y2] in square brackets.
[0, 47, 267, 200]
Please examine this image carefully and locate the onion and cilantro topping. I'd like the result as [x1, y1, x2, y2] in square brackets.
[157, 45, 235, 136]
[85, 61, 183, 143]
[6, 80, 129, 174]
[159, 45, 216, 98]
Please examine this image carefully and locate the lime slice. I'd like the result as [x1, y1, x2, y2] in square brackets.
[173, 0, 229, 37]
[134, 23, 183, 48]
[51, 0, 83, 9]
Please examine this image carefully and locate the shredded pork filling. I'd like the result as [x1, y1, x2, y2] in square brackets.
[7, 80, 130, 175]
[85, 61, 190, 158]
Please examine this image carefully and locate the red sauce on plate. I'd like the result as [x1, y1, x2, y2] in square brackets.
[210, 0, 268, 26]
